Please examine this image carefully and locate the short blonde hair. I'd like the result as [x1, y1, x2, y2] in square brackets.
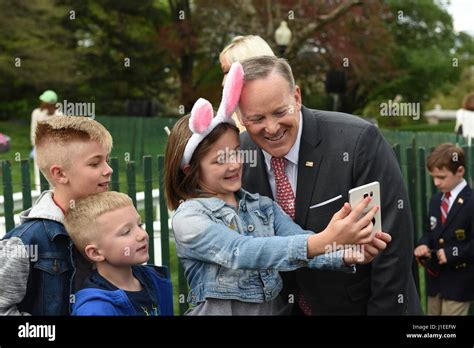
[64, 191, 133, 257]
[219, 35, 275, 71]
[35, 116, 113, 183]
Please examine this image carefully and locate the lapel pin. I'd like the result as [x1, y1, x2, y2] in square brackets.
[458, 198, 464, 204]
[305, 161, 314, 167]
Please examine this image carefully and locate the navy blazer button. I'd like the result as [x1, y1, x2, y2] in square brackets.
[438, 238, 444, 245]
[247, 224, 255, 232]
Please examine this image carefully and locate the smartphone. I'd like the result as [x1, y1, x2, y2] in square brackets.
[348, 181, 382, 238]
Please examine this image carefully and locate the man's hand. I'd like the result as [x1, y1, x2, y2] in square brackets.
[437, 248, 447, 265]
[343, 232, 392, 265]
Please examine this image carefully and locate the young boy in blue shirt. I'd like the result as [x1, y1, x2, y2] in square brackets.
[64, 191, 173, 316]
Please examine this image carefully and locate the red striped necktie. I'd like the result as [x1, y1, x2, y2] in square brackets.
[440, 191, 451, 224]
[271, 157, 295, 219]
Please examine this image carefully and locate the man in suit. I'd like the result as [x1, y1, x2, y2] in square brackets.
[238, 56, 421, 315]
[414, 143, 474, 315]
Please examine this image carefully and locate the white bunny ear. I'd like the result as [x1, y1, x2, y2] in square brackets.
[217, 62, 244, 119]
[189, 98, 213, 134]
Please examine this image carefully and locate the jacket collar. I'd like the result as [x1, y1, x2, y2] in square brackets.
[191, 188, 259, 212]
[20, 190, 64, 223]
[19, 190, 68, 240]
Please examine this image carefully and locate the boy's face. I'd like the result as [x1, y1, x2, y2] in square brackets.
[198, 128, 242, 200]
[62, 140, 113, 199]
[94, 205, 149, 266]
[429, 166, 464, 193]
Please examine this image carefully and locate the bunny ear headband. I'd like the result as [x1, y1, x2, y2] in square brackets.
[180, 62, 245, 169]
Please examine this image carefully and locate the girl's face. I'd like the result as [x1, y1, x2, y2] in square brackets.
[198, 128, 242, 201]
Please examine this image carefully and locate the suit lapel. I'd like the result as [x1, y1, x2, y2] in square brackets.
[441, 185, 471, 233]
[255, 147, 273, 199]
[295, 107, 323, 227]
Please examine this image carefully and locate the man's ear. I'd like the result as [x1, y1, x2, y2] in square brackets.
[84, 244, 105, 263]
[456, 165, 465, 177]
[294, 85, 302, 112]
[50, 165, 68, 185]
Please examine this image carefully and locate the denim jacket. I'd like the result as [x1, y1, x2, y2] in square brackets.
[172, 189, 354, 306]
[0, 191, 85, 315]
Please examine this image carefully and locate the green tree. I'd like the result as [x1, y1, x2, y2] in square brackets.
[57, 0, 173, 116]
[0, 0, 80, 120]
[370, 0, 460, 104]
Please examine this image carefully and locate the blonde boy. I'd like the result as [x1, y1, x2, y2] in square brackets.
[65, 192, 173, 316]
[0, 116, 113, 315]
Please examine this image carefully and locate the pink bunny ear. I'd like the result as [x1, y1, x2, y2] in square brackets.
[189, 98, 213, 134]
[221, 62, 244, 117]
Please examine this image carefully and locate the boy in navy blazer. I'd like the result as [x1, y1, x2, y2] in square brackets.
[415, 143, 474, 315]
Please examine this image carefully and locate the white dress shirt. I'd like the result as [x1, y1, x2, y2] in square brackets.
[444, 179, 467, 212]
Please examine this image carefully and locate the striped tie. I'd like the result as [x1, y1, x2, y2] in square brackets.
[440, 191, 451, 224]
[271, 157, 295, 219]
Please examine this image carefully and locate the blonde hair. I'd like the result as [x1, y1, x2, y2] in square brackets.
[35, 116, 113, 183]
[219, 35, 275, 71]
[64, 191, 133, 257]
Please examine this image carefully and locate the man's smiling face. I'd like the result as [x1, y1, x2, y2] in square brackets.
[238, 71, 302, 158]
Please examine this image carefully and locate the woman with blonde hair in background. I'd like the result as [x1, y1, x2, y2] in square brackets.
[219, 35, 275, 131]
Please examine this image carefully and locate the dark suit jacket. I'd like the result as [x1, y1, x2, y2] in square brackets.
[240, 106, 422, 315]
[418, 185, 474, 301]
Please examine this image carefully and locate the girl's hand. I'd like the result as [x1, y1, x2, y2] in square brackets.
[323, 197, 379, 247]
[343, 232, 392, 265]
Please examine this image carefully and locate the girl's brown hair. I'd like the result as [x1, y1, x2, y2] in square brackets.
[164, 115, 239, 210]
